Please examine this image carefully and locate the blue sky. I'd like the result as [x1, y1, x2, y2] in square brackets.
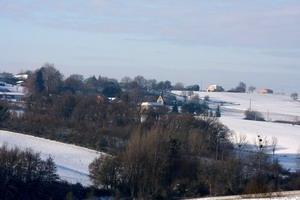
[0, 0, 299, 92]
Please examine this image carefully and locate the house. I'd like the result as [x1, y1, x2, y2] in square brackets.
[14, 73, 29, 80]
[0, 92, 24, 102]
[140, 95, 166, 123]
[0, 81, 25, 93]
[206, 85, 224, 92]
[141, 95, 165, 111]
[259, 88, 274, 94]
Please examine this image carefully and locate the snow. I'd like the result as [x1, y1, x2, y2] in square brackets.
[197, 92, 300, 120]
[200, 92, 300, 171]
[188, 190, 300, 199]
[0, 130, 106, 186]
[221, 116, 300, 154]
[173, 91, 300, 171]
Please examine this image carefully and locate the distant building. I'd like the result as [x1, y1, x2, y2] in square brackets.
[259, 88, 274, 94]
[0, 92, 24, 102]
[0, 81, 25, 93]
[140, 95, 166, 123]
[206, 85, 224, 92]
[141, 95, 165, 111]
[14, 73, 29, 80]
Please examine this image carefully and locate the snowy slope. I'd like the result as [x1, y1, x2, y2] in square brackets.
[173, 91, 300, 170]
[198, 92, 300, 171]
[0, 130, 106, 186]
[221, 116, 300, 154]
[197, 92, 300, 121]
[221, 116, 300, 170]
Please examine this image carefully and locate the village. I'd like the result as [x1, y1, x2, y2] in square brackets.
[0, 68, 299, 199]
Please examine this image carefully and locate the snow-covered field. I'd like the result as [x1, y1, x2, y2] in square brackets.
[197, 92, 300, 121]
[0, 130, 106, 186]
[173, 91, 300, 171]
[198, 92, 300, 171]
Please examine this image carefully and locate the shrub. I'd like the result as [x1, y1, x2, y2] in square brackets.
[244, 110, 265, 121]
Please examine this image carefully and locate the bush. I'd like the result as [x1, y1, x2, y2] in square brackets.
[291, 93, 298, 101]
[181, 102, 209, 115]
[244, 110, 265, 121]
[0, 101, 10, 124]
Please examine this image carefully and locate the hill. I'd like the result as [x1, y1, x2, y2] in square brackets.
[198, 92, 300, 171]
[0, 130, 106, 186]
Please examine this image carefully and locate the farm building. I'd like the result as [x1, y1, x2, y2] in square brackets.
[259, 88, 274, 94]
[206, 84, 224, 92]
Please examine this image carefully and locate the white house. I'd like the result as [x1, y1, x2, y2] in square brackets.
[206, 85, 224, 92]
[141, 95, 165, 111]
[259, 88, 274, 94]
[140, 95, 165, 123]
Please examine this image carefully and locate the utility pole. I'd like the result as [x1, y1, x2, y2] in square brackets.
[249, 98, 252, 111]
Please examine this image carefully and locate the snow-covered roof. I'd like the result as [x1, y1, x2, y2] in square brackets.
[0, 92, 25, 96]
[141, 102, 164, 107]
[14, 74, 29, 79]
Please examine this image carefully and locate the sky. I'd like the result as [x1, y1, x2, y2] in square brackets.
[0, 0, 300, 93]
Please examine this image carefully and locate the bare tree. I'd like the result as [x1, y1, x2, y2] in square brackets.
[248, 86, 256, 93]
[234, 133, 248, 150]
[271, 137, 278, 163]
[121, 76, 132, 84]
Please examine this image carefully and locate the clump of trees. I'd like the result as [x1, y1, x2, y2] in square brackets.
[291, 93, 298, 101]
[90, 115, 233, 199]
[89, 115, 296, 199]
[244, 110, 265, 121]
[0, 101, 9, 125]
[0, 145, 108, 199]
[181, 102, 209, 115]
[228, 82, 247, 93]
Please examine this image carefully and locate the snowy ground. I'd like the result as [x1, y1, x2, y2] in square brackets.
[199, 92, 300, 171]
[0, 130, 106, 186]
[197, 92, 300, 121]
[189, 190, 300, 199]
[173, 91, 300, 171]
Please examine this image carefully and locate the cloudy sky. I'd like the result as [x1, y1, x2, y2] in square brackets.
[0, 0, 299, 92]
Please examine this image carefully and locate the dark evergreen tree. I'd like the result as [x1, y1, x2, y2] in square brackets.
[215, 105, 221, 117]
[35, 69, 45, 93]
[0, 101, 9, 123]
[172, 103, 178, 113]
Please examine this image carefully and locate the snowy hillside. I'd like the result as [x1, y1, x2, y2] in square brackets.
[173, 91, 300, 171]
[199, 92, 300, 171]
[0, 130, 106, 186]
[197, 92, 300, 121]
